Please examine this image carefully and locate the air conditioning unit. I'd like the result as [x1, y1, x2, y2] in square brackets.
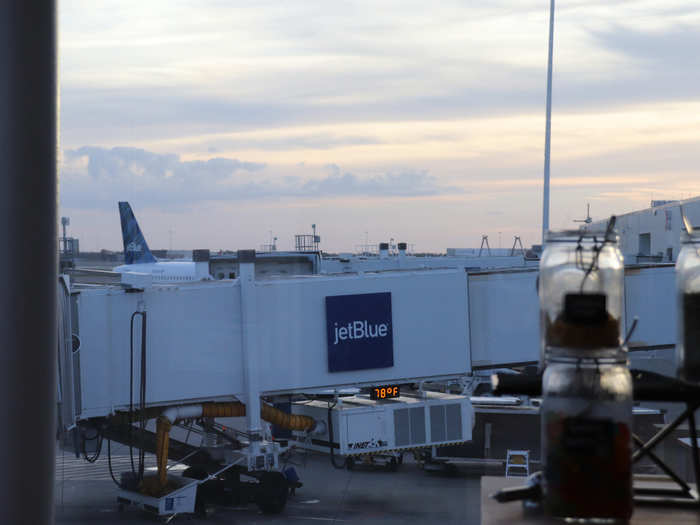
[291, 391, 473, 456]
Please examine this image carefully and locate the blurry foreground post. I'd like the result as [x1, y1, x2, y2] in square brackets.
[0, 1, 58, 524]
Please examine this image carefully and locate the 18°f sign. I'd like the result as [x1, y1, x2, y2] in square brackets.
[325, 292, 394, 372]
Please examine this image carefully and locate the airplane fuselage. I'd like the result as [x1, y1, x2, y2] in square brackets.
[113, 261, 202, 282]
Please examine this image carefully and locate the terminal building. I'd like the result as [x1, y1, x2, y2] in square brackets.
[208, 241, 535, 280]
[588, 196, 700, 263]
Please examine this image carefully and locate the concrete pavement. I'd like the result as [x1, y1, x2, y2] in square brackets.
[55, 444, 482, 524]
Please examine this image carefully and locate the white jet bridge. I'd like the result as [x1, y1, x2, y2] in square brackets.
[57, 249, 678, 517]
[57, 250, 474, 517]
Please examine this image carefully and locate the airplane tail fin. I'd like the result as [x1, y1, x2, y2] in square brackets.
[118, 202, 157, 265]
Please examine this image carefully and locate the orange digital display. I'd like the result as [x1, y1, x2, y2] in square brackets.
[370, 385, 400, 400]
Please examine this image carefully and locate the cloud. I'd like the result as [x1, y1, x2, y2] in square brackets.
[58, 81, 542, 148]
[563, 23, 700, 107]
[60, 146, 456, 209]
[589, 24, 700, 67]
[302, 164, 449, 197]
[68, 145, 264, 180]
[58, 2, 700, 151]
[203, 133, 381, 153]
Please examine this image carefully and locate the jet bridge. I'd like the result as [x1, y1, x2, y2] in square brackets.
[56, 251, 678, 516]
[57, 254, 473, 517]
[464, 263, 677, 371]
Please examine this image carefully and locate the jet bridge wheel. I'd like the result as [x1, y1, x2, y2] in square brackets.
[385, 456, 399, 472]
[255, 471, 288, 514]
[182, 466, 208, 480]
[181, 467, 211, 517]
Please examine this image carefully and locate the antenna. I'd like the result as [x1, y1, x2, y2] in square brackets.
[61, 217, 70, 256]
[61, 216, 69, 241]
[573, 203, 592, 225]
[542, 0, 555, 243]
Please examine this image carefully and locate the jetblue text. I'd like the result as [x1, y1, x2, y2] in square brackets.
[333, 321, 389, 345]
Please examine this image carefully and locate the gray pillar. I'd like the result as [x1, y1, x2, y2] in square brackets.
[0, 2, 57, 524]
[238, 250, 262, 446]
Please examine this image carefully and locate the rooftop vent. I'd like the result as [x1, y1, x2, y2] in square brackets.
[379, 242, 389, 259]
[193, 249, 210, 262]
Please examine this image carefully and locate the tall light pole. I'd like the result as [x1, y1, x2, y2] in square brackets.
[542, 0, 555, 244]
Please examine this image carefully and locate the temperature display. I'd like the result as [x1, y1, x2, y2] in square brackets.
[370, 385, 400, 400]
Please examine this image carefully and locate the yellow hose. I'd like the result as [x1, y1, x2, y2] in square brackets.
[201, 401, 246, 419]
[155, 416, 172, 488]
[155, 401, 315, 488]
[261, 403, 316, 431]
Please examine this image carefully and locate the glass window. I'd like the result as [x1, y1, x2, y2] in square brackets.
[55, 2, 690, 523]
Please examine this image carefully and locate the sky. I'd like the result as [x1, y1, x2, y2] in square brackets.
[58, 0, 700, 253]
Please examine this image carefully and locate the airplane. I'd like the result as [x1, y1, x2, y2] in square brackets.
[113, 202, 211, 282]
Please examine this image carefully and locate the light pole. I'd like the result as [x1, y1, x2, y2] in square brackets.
[542, 0, 555, 244]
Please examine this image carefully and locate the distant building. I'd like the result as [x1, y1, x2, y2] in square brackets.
[587, 196, 700, 263]
[210, 251, 320, 279]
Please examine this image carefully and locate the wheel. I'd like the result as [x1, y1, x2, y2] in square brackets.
[255, 472, 288, 514]
[444, 463, 459, 477]
[182, 467, 210, 516]
[193, 488, 209, 518]
[116, 497, 129, 512]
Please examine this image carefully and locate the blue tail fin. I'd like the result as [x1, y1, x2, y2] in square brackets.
[118, 202, 157, 264]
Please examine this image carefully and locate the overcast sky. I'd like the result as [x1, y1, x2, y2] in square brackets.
[59, 1, 700, 252]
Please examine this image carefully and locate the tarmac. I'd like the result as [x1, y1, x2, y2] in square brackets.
[55, 443, 483, 524]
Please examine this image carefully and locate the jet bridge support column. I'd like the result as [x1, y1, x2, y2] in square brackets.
[239, 250, 262, 444]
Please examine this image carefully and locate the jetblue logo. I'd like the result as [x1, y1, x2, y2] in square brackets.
[126, 242, 142, 253]
[333, 321, 389, 345]
[326, 292, 394, 372]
